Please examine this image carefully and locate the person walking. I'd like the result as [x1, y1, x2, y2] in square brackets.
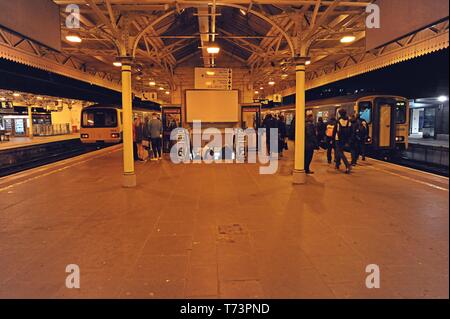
[148, 113, 163, 161]
[305, 114, 318, 174]
[325, 118, 336, 164]
[333, 109, 352, 174]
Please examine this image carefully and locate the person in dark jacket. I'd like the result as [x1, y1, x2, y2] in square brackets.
[278, 114, 287, 157]
[134, 117, 145, 162]
[288, 116, 296, 141]
[305, 114, 317, 174]
[262, 113, 278, 156]
[316, 117, 327, 149]
[351, 114, 369, 165]
[333, 109, 352, 174]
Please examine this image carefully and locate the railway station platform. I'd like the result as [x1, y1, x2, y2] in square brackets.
[409, 137, 449, 149]
[0, 145, 448, 299]
[0, 134, 80, 151]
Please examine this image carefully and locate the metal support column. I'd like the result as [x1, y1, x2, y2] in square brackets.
[121, 58, 136, 188]
[293, 58, 307, 184]
[27, 105, 33, 138]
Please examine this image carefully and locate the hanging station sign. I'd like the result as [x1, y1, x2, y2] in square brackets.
[195, 68, 233, 90]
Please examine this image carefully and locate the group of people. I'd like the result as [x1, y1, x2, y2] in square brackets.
[310, 108, 369, 174]
[262, 113, 289, 158]
[133, 113, 163, 162]
[263, 108, 369, 175]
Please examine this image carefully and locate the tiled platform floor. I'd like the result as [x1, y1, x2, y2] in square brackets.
[0, 145, 448, 298]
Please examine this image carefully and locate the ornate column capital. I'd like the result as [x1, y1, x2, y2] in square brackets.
[293, 56, 310, 66]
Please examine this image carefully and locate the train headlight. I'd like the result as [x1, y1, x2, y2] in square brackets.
[111, 133, 120, 138]
[395, 136, 405, 142]
[81, 134, 89, 139]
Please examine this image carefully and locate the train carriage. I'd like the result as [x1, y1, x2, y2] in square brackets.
[262, 94, 410, 156]
[80, 104, 161, 144]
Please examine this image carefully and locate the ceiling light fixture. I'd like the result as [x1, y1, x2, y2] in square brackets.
[159, 87, 165, 91]
[149, 81, 156, 86]
[206, 71, 216, 76]
[207, 45, 220, 54]
[13, 93, 21, 97]
[305, 60, 311, 65]
[113, 61, 122, 67]
[268, 81, 275, 86]
[340, 35, 356, 43]
[240, 9, 247, 15]
[66, 34, 82, 43]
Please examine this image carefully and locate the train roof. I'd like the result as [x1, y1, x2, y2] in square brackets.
[305, 93, 407, 107]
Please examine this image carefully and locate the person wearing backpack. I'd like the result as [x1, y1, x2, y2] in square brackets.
[333, 109, 352, 174]
[325, 118, 336, 164]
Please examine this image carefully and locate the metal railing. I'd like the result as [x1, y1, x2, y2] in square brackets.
[33, 124, 71, 136]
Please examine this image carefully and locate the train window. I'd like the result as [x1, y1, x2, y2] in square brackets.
[358, 101, 372, 124]
[82, 109, 117, 128]
[395, 102, 407, 124]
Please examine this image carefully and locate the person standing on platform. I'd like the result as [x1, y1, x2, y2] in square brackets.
[333, 109, 352, 174]
[350, 114, 358, 166]
[278, 114, 287, 157]
[359, 115, 369, 162]
[351, 114, 369, 165]
[135, 117, 145, 162]
[325, 118, 336, 164]
[142, 116, 150, 161]
[133, 117, 139, 161]
[317, 117, 327, 149]
[262, 113, 277, 156]
[305, 114, 318, 174]
[149, 113, 163, 161]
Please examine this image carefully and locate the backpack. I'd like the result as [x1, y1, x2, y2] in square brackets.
[337, 119, 352, 142]
[326, 124, 334, 138]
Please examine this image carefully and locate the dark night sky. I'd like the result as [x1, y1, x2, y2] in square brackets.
[307, 48, 449, 101]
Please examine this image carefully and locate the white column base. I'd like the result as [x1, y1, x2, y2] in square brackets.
[122, 173, 137, 188]
[292, 169, 307, 185]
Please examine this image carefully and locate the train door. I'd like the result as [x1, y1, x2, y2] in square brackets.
[379, 104, 391, 147]
[373, 98, 396, 150]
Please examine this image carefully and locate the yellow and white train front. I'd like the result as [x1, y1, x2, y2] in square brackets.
[80, 107, 123, 144]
